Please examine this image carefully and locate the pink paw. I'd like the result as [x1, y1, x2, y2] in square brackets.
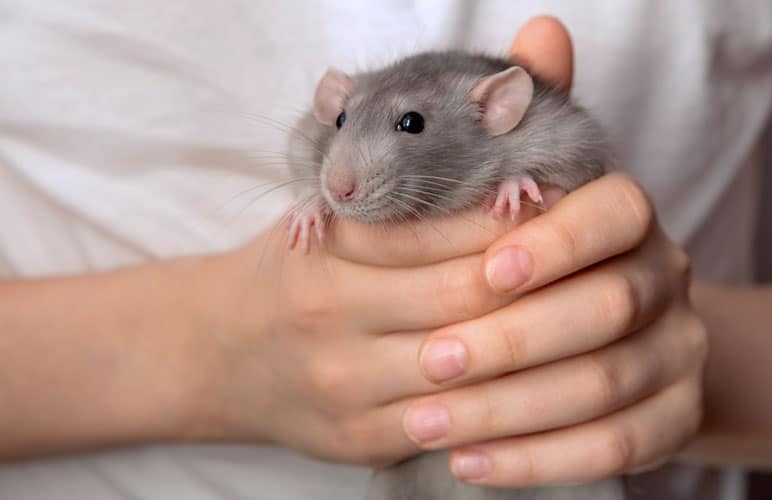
[485, 176, 543, 220]
[288, 201, 329, 254]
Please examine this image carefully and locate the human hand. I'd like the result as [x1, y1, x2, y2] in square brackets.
[398, 17, 708, 487]
[189, 203, 543, 465]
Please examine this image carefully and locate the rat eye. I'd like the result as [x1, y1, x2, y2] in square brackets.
[396, 112, 424, 134]
[335, 111, 346, 129]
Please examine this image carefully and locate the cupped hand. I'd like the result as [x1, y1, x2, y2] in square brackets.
[194, 202, 543, 466]
[408, 173, 706, 486]
[194, 16, 706, 487]
[398, 17, 708, 487]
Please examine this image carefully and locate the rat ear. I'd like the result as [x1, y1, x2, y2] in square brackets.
[470, 66, 534, 136]
[313, 68, 353, 126]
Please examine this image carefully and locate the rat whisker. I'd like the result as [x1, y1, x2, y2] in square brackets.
[354, 143, 370, 175]
[400, 174, 489, 189]
[392, 191, 448, 213]
[231, 149, 322, 172]
[205, 176, 317, 224]
[411, 180, 489, 194]
[397, 186, 477, 205]
[239, 148, 297, 156]
[385, 194, 423, 220]
[225, 176, 318, 206]
[239, 112, 331, 163]
[223, 178, 318, 226]
[399, 189, 497, 217]
[399, 184, 490, 199]
[393, 190, 498, 237]
[386, 195, 455, 251]
[243, 160, 320, 172]
[402, 175, 549, 214]
[242, 154, 313, 163]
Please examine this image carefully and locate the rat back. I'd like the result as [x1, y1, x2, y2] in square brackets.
[365, 451, 627, 500]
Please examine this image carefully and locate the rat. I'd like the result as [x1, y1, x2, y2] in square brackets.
[364, 450, 627, 500]
[285, 51, 627, 499]
[285, 50, 609, 252]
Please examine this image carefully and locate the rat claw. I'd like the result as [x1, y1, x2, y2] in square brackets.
[489, 176, 543, 220]
[287, 217, 301, 250]
[491, 179, 520, 220]
[287, 201, 329, 253]
[520, 177, 543, 204]
[313, 214, 325, 244]
[299, 219, 311, 255]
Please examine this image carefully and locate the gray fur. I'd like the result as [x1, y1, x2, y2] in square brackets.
[288, 51, 609, 223]
[366, 451, 626, 500]
[288, 51, 622, 500]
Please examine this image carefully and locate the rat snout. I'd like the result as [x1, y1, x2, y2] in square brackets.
[326, 166, 357, 202]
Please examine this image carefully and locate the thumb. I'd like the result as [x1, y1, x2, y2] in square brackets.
[509, 16, 574, 93]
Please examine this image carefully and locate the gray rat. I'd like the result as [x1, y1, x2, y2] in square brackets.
[286, 50, 608, 252]
[286, 51, 625, 499]
[365, 450, 626, 500]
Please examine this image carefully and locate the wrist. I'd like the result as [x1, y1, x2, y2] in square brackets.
[681, 281, 772, 467]
[109, 255, 226, 446]
[170, 243, 276, 445]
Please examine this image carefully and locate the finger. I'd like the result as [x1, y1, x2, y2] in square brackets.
[509, 15, 574, 92]
[448, 377, 702, 487]
[483, 173, 655, 295]
[419, 242, 673, 384]
[326, 202, 544, 268]
[319, 398, 420, 466]
[333, 253, 511, 333]
[281, 228, 513, 334]
[362, 330, 434, 403]
[402, 306, 702, 449]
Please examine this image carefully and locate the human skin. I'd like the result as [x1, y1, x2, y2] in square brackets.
[0, 15, 769, 491]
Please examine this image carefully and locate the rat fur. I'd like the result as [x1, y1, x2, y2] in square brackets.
[286, 51, 624, 499]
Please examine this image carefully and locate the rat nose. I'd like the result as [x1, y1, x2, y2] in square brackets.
[327, 167, 357, 202]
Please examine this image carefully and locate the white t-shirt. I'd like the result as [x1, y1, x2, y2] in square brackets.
[0, 1, 770, 499]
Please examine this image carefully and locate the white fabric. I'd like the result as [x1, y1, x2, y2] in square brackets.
[1, 0, 771, 499]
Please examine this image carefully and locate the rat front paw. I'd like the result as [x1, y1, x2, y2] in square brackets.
[287, 200, 330, 254]
[485, 176, 543, 220]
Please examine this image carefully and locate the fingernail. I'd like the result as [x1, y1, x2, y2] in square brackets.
[403, 404, 450, 443]
[452, 453, 491, 480]
[486, 246, 532, 293]
[421, 338, 468, 382]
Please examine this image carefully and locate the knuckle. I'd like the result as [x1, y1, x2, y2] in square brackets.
[288, 288, 338, 327]
[513, 446, 540, 485]
[664, 383, 704, 460]
[671, 247, 693, 284]
[308, 358, 355, 409]
[597, 425, 637, 475]
[596, 274, 640, 334]
[488, 313, 529, 367]
[613, 174, 654, 245]
[335, 417, 380, 464]
[436, 262, 490, 320]
[685, 391, 704, 442]
[682, 313, 709, 364]
[584, 355, 623, 409]
[543, 217, 580, 263]
[679, 409, 703, 453]
[478, 387, 502, 433]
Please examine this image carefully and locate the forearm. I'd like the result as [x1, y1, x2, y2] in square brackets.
[0, 257, 219, 460]
[683, 282, 772, 469]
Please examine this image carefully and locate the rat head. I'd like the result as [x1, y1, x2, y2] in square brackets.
[312, 58, 534, 223]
